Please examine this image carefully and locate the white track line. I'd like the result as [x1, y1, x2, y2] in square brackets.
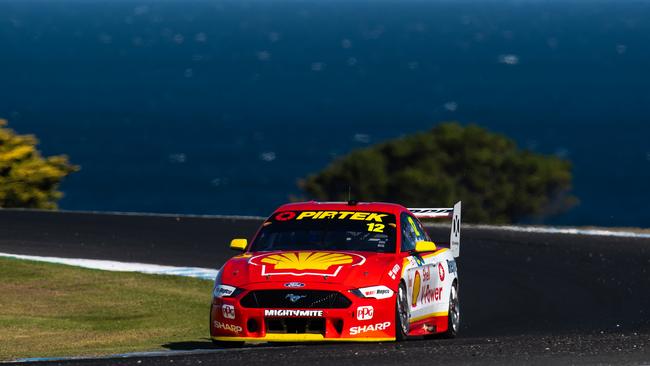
[1, 224, 648, 283]
[0, 253, 218, 281]
[471, 224, 650, 239]
[2, 207, 266, 220]
[424, 223, 650, 239]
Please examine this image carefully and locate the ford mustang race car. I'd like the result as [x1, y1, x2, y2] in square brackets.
[210, 200, 461, 343]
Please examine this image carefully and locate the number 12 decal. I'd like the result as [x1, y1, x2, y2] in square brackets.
[367, 223, 385, 233]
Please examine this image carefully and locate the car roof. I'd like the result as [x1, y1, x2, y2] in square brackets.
[271, 201, 408, 216]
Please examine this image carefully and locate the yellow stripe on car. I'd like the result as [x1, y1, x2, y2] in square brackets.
[420, 248, 449, 259]
[212, 335, 395, 342]
[409, 311, 449, 323]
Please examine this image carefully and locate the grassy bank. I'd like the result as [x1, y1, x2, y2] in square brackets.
[0, 257, 213, 361]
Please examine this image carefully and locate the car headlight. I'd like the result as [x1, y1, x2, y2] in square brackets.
[213, 284, 243, 298]
[212, 269, 243, 298]
[349, 285, 394, 299]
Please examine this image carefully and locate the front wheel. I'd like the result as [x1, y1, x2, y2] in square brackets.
[395, 282, 410, 341]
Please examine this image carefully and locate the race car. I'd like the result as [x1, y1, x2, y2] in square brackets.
[210, 200, 461, 343]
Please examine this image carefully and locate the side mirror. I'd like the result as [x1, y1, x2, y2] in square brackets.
[230, 238, 248, 251]
[414, 240, 437, 253]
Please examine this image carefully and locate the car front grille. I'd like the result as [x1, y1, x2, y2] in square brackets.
[265, 318, 325, 334]
[240, 290, 351, 309]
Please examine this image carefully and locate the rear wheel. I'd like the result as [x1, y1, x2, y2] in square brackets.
[442, 283, 460, 338]
[395, 282, 410, 341]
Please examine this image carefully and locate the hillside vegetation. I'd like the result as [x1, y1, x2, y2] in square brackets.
[301, 122, 576, 223]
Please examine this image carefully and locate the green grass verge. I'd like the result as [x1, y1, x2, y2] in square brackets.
[0, 257, 213, 361]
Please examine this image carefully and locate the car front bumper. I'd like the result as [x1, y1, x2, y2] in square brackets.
[210, 283, 396, 342]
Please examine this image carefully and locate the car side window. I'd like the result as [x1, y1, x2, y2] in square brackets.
[400, 213, 418, 252]
[411, 216, 429, 242]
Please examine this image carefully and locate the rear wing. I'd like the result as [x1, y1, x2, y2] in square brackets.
[408, 201, 461, 258]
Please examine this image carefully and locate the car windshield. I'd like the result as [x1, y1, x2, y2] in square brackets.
[249, 210, 397, 253]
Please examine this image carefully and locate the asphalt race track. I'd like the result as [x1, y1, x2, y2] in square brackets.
[1, 209, 649, 365]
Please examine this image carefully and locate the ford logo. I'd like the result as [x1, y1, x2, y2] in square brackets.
[284, 282, 305, 288]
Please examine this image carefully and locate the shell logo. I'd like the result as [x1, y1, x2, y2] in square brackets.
[262, 252, 353, 270]
[249, 251, 365, 277]
[411, 271, 421, 307]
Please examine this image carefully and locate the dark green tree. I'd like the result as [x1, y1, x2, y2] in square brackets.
[300, 122, 576, 223]
[0, 119, 79, 209]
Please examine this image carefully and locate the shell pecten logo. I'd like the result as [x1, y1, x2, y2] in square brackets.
[250, 251, 366, 277]
[411, 271, 421, 307]
[261, 252, 353, 270]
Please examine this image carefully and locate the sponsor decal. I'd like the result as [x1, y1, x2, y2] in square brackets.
[263, 252, 353, 270]
[452, 215, 461, 237]
[264, 309, 323, 317]
[438, 262, 445, 281]
[349, 321, 391, 335]
[213, 320, 242, 334]
[447, 260, 457, 274]
[409, 208, 451, 215]
[356, 306, 374, 320]
[214, 285, 236, 298]
[422, 265, 431, 281]
[420, 286, 443, 304]
[271, 211, 389, 222]
[411, 265, 444, 307]
[387, 264, 400, 280]
[407, 257, 417, 267]
[413, 255, 425, 267]
[249, 251, 365, 277]
[269, 210, 396, 225]
[222, 304, 235, 320]
[360, 286, 394, 299]
[275, 211, 297, 221]
[284, 282, 305, 288]
[411, 271, 421, 307]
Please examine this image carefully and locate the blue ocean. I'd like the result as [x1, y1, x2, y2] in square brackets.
[1, 1, 649, 226]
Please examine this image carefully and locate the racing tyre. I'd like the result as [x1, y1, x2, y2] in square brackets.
[442, 283, 460, 338]
[395, 282, 410, 341]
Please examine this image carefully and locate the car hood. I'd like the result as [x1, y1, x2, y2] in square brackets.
[220, 250, 397, 289]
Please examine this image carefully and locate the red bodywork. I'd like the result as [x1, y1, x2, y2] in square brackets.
[210, 202, 449, 342]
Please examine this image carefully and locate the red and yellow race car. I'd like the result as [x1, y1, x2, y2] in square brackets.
[210, 200, 461, 344]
